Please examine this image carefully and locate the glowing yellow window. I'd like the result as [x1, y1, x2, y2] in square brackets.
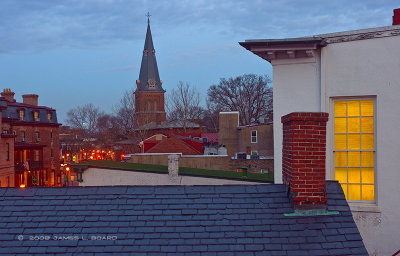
[333, 99, 375, 201]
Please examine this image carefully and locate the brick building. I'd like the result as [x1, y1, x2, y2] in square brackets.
[218, 111, 273, 158]
[0, 89, 61, 187]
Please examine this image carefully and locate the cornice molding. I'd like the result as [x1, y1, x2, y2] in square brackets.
[324, 29, 400, 44]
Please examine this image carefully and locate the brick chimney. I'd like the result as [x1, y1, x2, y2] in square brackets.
[282, 112, 329, 210]
[394, 8, 400, 25]
[1, 88, 16, 103]
[22, 94, 39, 106]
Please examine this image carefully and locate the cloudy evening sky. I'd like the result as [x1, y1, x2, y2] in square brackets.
[0, 0, 398, 123]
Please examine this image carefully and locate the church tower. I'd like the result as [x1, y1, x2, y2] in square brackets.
[134, 15, 166, 127]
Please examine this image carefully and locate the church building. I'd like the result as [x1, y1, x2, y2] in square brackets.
[132, 16, 203, 137]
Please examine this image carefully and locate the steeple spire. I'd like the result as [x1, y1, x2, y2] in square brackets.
[136, 13, 164, 92]
[146, 12, 151, 24]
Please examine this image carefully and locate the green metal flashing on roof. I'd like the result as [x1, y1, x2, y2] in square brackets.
[284, 209, 339, 217]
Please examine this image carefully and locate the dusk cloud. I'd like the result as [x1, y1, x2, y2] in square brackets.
[0, 0, 397, 54]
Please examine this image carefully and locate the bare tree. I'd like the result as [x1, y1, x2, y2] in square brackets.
[202, 100, 221, 133]
[66, 104, 104, 138]
[112, 88, 136, 138]
[166, 81, 204, 131]
[207, 74, 272, 125]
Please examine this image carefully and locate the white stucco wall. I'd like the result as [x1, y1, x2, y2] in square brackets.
[271, 31, 400, 255]
[271, 56, 322, 184]
[79, 168, 265, 186]
[321, 35, 400, 256]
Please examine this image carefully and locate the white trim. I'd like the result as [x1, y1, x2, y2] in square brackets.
[251, 130, 257, 143]
[219, 111, 239, 114]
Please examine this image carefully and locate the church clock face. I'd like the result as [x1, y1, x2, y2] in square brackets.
[148, 79, 156, 89]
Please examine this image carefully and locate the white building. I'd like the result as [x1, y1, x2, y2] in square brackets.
[240, 17, 400, 256]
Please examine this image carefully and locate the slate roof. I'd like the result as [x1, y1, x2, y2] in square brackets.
[136, 20, 164, 92]
[0, 97, 59, 124]
[0, 181, 367, 255]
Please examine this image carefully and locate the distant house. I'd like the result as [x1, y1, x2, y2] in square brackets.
[240, 9, 400, 255]
[219, 112, 273, 158]
[139, 134, 203, 155]
[0, 89, 61, 187]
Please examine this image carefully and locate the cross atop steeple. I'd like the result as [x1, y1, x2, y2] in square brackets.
[146, 12, 151, 24]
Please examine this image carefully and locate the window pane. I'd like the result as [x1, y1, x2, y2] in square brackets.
[334, 118, 347, 133]
[348, 168, 361, 183]
[348, 151, 360, 166]
[361, 117, 374, 133]
[335, 168, 347, 183]
[333, 99, 375, 202]
[361, 152, 374, 167]
[362, 168, 374, 184]
[348, 134, 360, 149]
[362, 185, 375, 201]
[361, 134, 374, 150]
[347, 101, 360, 116]
[335, 134, 347, 150]
[335, 152, 347, 167]
[361, 100, 374, 116]
[348, 184, 361, 200]
[348, 117, 360, 133]
[334, 101, 347, 117]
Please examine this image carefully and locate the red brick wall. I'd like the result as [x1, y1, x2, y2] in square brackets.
[393, 8, 400, 25]
[281, 112, 328, 209]
[13, 125, 60, 185]
[134, 91, 166, 126]
[0, 113, 15, 187]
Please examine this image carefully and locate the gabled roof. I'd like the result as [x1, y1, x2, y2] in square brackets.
[0, 181, 367, 255]
[136, 20, 164, 92]
[146, 135, 203, 155]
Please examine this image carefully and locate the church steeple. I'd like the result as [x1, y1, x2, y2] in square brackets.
[136, 13, 164, 92]
[134, 14, 167, 127]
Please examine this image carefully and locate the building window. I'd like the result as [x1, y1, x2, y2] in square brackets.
[251, 130, 257, 143]
[47, 112, 52, 121]
[19, 110, 25, 120]
[6, 143, 9, 160]
[33, 111, 40, 121]
[33, 150, 40, 161]
[21, 131, 26, 142]
[333, 99, 375, 201]
[35, 132, 40, 142]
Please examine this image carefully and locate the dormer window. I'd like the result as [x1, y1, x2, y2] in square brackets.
[19, 110, 25, 121]
[47, 112, 52, 121]
[33, 111, 40, 121]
